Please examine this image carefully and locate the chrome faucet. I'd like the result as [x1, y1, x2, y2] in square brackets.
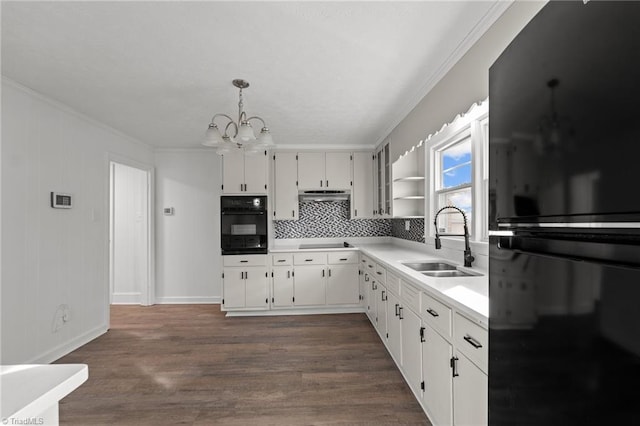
[433, 205, 475, 267]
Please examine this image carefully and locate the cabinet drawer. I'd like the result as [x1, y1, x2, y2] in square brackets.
[327, 251, 358, 264]
[374, 263, 386, 284]
[294, 253, 326, 265]
[272, 253, 293, 266]
[421, 292, 452, 338]
[360, 254, 370, 268]
[454, 313, 488, 373]
[364, 257, 375, 272]
[386, 271, 400, 296]
[401, 281, 420, 314]
[223, 255, 268, 267]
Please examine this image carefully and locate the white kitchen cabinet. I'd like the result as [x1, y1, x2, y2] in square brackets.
[374, 143, 391, 216]
[272, 266, 294, 307]
[293, 265, 326, 306]
[222, 269, 246, 309]
[422, 323, 453, 426]
[245, 269, 269, 308]
[365, 274, 378, 324]
[386, 290, 402, 363]
[401, 306, 423, 397]
[222, 255, 269, 311]
[273, 152, 298, 220]
[297, 152, 351, 190]
[452, 351, 488, 426]
[222, 149, 268, 194]
[375, 282, 388, 338]
[351, 152, 375, 218]
[326, 264, 359, 305]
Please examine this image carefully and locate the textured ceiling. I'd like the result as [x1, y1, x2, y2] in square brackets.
[1, 1, 508, 149]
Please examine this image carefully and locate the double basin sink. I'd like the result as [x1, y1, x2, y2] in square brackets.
[401, 261, 482, 278]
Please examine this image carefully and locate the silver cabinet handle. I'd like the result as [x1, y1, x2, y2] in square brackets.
[305, 259, 313, 262]
[339, 258, 348, 261]
[451, 357, 459, 377]
[322, 269, 325, 277]
[240, 260, 248, 263]
[277, 259, 286, 263]
[426, 308, 439, 318]
[328, 268, 331, 277]
[287, 271, 290, 279]
[320, 180, 323, 187]
[326, 180, 329, 187]
[245, 271, 248, 279]
[292, 210, 295, 217]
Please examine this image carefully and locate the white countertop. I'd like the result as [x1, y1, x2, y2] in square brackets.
[270, 241, 488, 326]
[0, 364, 88, 420]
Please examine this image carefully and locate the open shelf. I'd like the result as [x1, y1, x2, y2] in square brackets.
[392, 142, 425, 218]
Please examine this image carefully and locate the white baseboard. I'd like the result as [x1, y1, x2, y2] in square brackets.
[154, 296, 221, 304]
[111, 292, 142, 304]
[28, 324, 108, 364]
[225, 306, 365, 317]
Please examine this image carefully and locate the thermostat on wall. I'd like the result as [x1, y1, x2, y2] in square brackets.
[51, 192, 73, 209]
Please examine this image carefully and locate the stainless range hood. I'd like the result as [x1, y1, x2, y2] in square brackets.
[298, 190, 350, 202]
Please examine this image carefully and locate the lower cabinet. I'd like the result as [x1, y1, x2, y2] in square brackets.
[326, 264, 359, 305]
[365, 274, 378, 324]
[272, 266, 294, 307]
[401, 305, 423, 398]
[386, 290, 402, 362]
[222, 255, 269, 311]
[452, 351, 488, 426]
[421, 323, 453, 426]
[294, 265, 327, 306]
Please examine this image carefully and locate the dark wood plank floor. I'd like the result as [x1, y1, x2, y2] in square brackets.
[56, 305, 429, 425]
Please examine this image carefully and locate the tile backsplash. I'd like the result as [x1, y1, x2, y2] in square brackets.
[391, 218, 425, 243]
[273, 201, 426, 243]
[274, 201, 390, 239]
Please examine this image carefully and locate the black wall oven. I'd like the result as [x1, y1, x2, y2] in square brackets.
[221, 196, 268, 255]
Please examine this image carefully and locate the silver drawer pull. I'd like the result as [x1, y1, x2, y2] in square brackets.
[463, 335, 483, 349]
[426, 308, 439, 318]
[240, 260, 248, 263]
[277, 259, 286, 262]
[376, 271, 382, 275]
[305, 259, 313, 262]
[339, 258, 348, 261]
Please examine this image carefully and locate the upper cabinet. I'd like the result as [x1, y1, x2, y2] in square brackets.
[298, 152, 351, 190]
[273, 152, 299, 220]
[392, 142, 425, 218]
[352, 152, 374, 219]
[222, 149, 268, 194]
[374, 143, 391, 217]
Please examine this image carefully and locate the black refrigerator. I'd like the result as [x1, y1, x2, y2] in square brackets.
[488, 1, 640, 424]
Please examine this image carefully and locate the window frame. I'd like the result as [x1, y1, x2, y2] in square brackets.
[426, 101, 489, 244]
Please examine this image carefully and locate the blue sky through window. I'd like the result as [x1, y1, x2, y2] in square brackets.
[441, 138, 472, 188]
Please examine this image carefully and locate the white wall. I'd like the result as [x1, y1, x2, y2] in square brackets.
[1, 79, 154, 364]
[386, 1, 547, 162]
[111, 162, 149, 304]
[154, 150, 221, 303]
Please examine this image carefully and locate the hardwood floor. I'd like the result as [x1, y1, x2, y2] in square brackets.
[56, 305, 430, 425]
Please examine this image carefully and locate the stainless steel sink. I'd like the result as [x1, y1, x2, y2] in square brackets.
[422, 270, 482, 278]
[402, 262, 457, 271]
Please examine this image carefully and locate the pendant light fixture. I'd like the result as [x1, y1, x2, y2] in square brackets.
[202, 79, 274, 155]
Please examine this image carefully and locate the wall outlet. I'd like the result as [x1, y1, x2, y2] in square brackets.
[405, 220, 411, 231]
[52, 304, 71, 333]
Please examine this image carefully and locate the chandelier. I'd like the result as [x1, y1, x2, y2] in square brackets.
[202, 79, 274, 155]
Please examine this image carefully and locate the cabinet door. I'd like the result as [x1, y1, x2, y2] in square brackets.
[293, 265, 326, 306]
[453, 351, 488, 426]
[272, 267, 294, 307]
[376, 283, 388, 337]
[422, 324, 453, 426]
[244, 151, 268, 194]
[366, 276, 378, 324]
[274, 152, 299, 220]
[326, 264, 359, 305]
[325, 152, 352, 189]
[401, 307, 422, 397]
[222, 268, 246, 309]
[297, 152, 325, 189]
[386, 291, 402, 363]
[352, 152, 374, 218]
[245, 267, 268, 309]
[222, 149, 246, 194]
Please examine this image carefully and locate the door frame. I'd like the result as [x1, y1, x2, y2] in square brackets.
[107, 153, 155, 310]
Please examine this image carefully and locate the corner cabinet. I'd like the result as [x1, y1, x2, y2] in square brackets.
[374, 143, 391, 217]
[351, 152, 375, 219]
[222, 255, 269, 311]
[222, 149, 268, 194]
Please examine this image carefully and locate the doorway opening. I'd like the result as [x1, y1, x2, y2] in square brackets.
[109, 159, 154, 306]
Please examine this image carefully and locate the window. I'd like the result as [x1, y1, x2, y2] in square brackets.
[428, 100, 488, 242]
[435, 135, 473, 235]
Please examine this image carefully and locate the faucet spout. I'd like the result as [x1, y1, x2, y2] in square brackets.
[433, 205, 474, 267]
